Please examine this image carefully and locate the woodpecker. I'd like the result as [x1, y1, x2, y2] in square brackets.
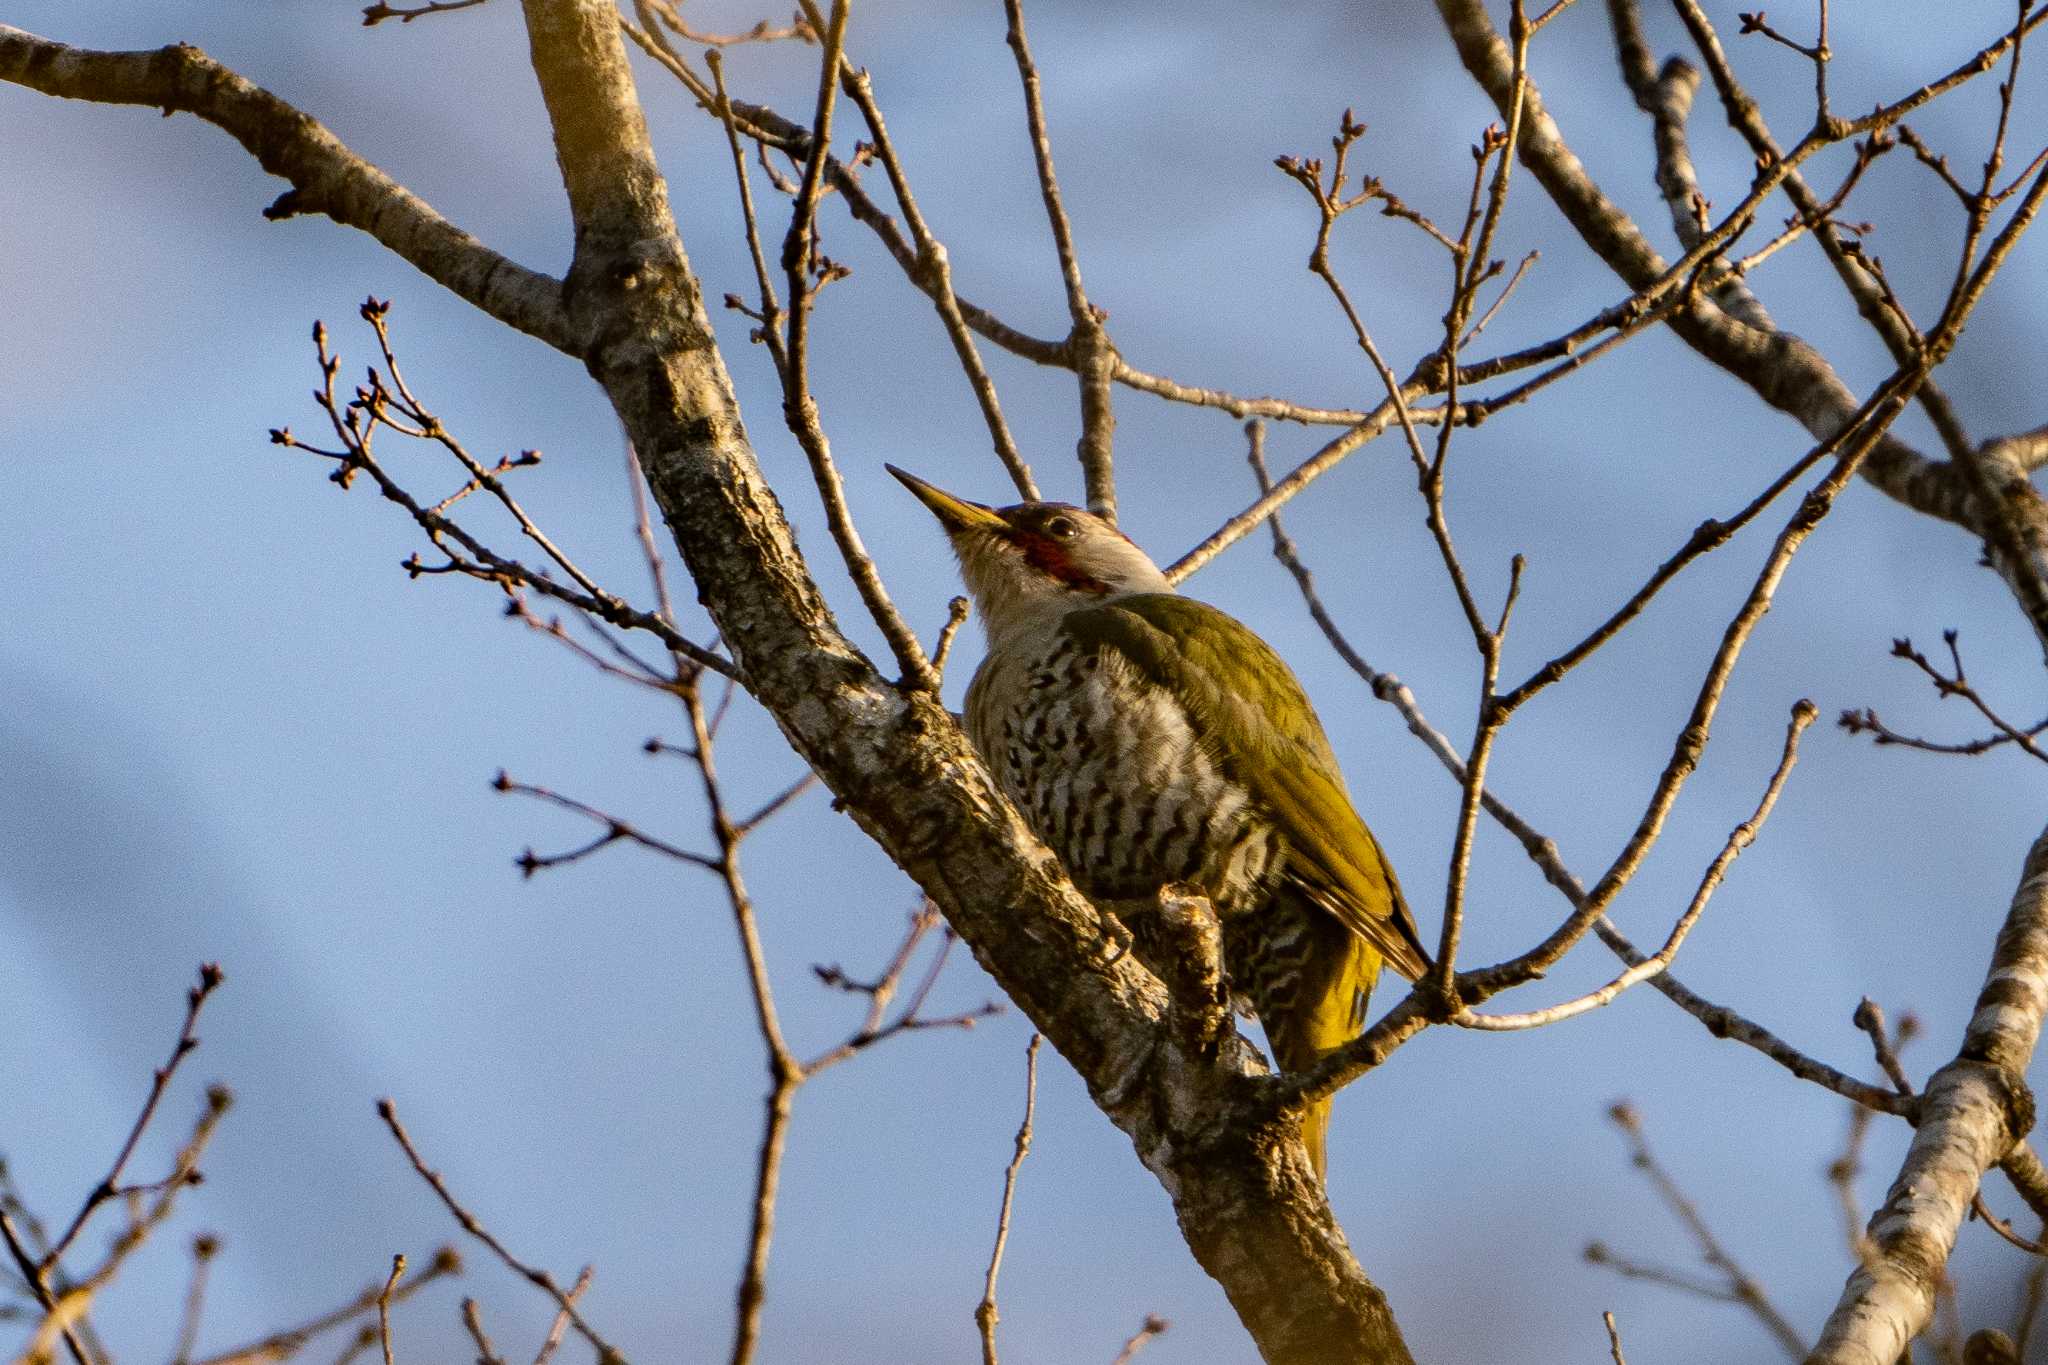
[891, 465, 1428, 1180]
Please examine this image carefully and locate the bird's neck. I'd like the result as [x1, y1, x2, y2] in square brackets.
[978, 584, 1172, 652]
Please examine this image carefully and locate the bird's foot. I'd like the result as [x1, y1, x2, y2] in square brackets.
[1418, 971, 1465, 1023]
[1099, 909, 1136, 967]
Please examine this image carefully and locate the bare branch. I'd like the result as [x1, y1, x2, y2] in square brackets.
[23, 1086, 233, 1365]
[1852, 999, 1919, 1099]
[169, 1234, 218, 1365]
[44, 964, 223, 1273]
[0, 29, 567, 348]
[187, 1248, 462, 1365]
[1001, 0, 1116, 520]
[843, 68, 1037, 501]
[1439, 0, 2045, 534]
[532, 1265, 591, 1365]
[1249, 416, 1910, 1115]
[1455, 699, 1814, 1031]
[1877, 633, 2048, 764]
[976, 1035, 1041, 1365]
[375, 1255, 404, 1365]
[775, 0, 938, 693]
[376, 1099, 623, 1364]
[1662, 0, 1977, 459]
[460, 1300, 505, 1365]
[275, 318, 735, 680]
[1108, 1314, 1169, 1365]
[362, 0, 492, 24]
[646, 0, 812, 47]
[1602, 1103, 1805, 1357]
[1810, 826, 2048, 1362]
[495, 771, 718, 874]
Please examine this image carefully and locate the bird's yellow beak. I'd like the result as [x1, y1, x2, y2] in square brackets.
[886, 464, 1007, 535]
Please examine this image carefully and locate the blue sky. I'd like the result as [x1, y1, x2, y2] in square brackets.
[5, 3, 2047, 1361]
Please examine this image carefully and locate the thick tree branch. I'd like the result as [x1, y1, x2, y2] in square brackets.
[1432, 2, 1941, 512]
[1652, 0, 1977, 460]
[1807, 826, 2048, 1365]
[514, 3, 1412, 1358]
[1435, 0, 2048, 657]
[0, 27, 570, 350]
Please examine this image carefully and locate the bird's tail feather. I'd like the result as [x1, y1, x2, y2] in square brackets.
[1260, 909, 1382, 1186]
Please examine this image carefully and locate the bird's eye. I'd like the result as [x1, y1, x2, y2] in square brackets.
[1044, 515, 1077, 540]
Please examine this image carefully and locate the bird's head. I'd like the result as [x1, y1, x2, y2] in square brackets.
[888, 465, 1172, 639]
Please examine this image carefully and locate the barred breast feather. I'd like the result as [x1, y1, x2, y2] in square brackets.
[965, 620, 1279, 910]
[967, 593, 1429, 983]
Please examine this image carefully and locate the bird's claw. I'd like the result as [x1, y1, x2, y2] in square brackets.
[1101, 912, 1136, 966]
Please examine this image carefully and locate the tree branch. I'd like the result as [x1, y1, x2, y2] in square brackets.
[1001, 0, 1117, 520]
[0, 28, 570, 351]
[1808, 825, 2048, 1363]
[516, 3, 1413, 1358]
[1441, 0, 1939, 510]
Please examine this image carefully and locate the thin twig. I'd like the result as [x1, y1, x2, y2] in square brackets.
[775, 0, 936, 691]
[0, 1209, 87, 1365]
[169, 1234, 219, 1365]
[185, 1249, 461, 1365]
[1604, 1102, 1805, 1357]
[734, 773, 819, 837]
[1107, 1314, 1168, 1365]
[376, 1254, 404, 1365]
[24, 1087, 233, 1365]
[1584, 1241, 1743, 1300]
[275, 321, 733, 680]
[1002, 0, 1116, 520]
[976, 1034, 1041, 1365]
[361, 0, 489, 25]
[1249, 405, 1911, 1114]
[460, 1300, 505, 1365]
[494, 772, 718, 874]
[842, 68, 1037, 500]
[375, 1101, 622, 1363]
[1876, 632, 2048, 764]
[1455, 698, 1815, 1030]
[1668, 0, 1978, 458]
[931, 596, 972, 681]
[17, 965, 224, 1365]
[1286, 363, 1928, 1107]
[1851, 999, 1918, 1098]
[44, 964, 224, 1271]
[1498, 438, 1830, 715]
[701, 43, 786, 379]
[1838, 705, 2048, 757]
[1971, 1195, 2048, 1257]
[532, 1266, 591, 1365]
[359, 302, 610, 606]
[646, 0, 812, 47]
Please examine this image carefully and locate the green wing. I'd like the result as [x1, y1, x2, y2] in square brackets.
[1061, 593, 1431, 981]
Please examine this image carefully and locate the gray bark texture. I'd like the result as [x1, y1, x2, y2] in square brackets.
[1433, 3, 2048, 1358]
[1435, 0, 2048, 660]
[0, 9, 1418, 1359]
[508, 3, 1414, 1360]
[8, 3, 2048, 1361]
[1804, 828, 2048, 1365]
